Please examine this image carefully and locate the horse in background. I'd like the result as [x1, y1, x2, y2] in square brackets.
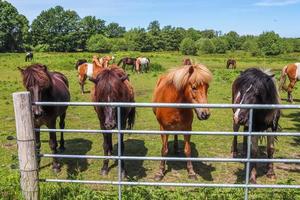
[118, 57, 136, 71]
[99, 55, 115, 68]
[25, 52, 33, 62]
[18, 64, 70, 173]
[183, 58, 192, 65]
[152, 64, 212, 180]
[226, 59, 236, 69]
[232, 68, 280, 184]
[136, 57, 150, 73]
[279, 63, 300, 102]
[89, 66, 135, 178]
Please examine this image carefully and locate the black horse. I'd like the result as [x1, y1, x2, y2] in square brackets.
[25, 52, 33, 62]
[231, 68, 280, 184]
[226, 59, 236, 69]
[117, 57, 136, 72]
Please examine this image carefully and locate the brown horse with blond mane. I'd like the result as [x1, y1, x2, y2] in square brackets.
[18, 64, 70, 173]
[75, 55, 114, 94]
[152, 64, 212, 180]
[279, 63, 300, 102]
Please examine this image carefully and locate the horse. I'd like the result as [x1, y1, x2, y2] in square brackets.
[152, 64, 212, 180]
[183, 58, 192, 65]
[89, 66, 135, 178]
[25, 52, 33, 62]
[117, 57, 136, 71]
[18, 64, 70, 173]
[279, 63, 300, 102]
[75, 55, 110, 94]
[226, 59, 236, 69]
[135, 57, 150, 73]
[231, 68, 280, 184]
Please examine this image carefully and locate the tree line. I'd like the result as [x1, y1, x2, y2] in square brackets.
[1, 1, 300, 56]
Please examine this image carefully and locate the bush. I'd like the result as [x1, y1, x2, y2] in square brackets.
[257, 31, 285, 56]
[242, 39, 260, 56]
[179, 38, 197, 55]
[211, 38, 228, 53]
[111, 38, 128, 52]
[150, 63, 164, 72]
[33, 44, 50, 52]
[195, 38, 215, 54]
[87, 34, 112, 52]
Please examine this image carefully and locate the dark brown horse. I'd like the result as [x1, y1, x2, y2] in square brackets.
[226, 59, 236, 69]
[231, 68, 280, 183]
[117, 57, 137, 72]
[25, 52, 33, 62]
[18, 64, 70, 173]
[89, 66, 135, 178]
[183, 58, 192, 65]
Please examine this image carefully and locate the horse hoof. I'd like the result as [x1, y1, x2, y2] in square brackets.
[231, 152, 237, 158]
[101, 169, 108, 176]
[121, 170, 127, 179]
[154, 173, 164, 181]
[188, 173, 197, 180]
[59, 146, 65, 152]
[250, 178, 257, 184]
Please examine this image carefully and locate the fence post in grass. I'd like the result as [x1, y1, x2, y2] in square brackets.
[13, 92, 39, 200]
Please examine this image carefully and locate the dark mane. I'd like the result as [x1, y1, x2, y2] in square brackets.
[75, 59, 87, 70]
[21, 64, 51, 89]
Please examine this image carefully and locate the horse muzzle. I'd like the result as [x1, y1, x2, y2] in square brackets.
[195, 108, 210, 120]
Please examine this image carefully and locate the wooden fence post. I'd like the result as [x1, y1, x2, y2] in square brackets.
[13, 92, 39, 200]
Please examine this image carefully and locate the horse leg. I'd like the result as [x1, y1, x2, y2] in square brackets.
[174, 135, 179, 154]
[184, 134, 197, 180]
[266, 136, 276, 179]
[58, 112, 66, 152]
[79, 75, 87, 94]
[287, 79, 296, 103]
[242, 126, 249, 157]
[48, 120, 60, 173]
[155, 133, 169, 181]
[231, 122, 240, 157]
[35, 126, 41, 167]
[249, 136, 258, 184]
[101, 133, 110, 175]
[120, 132, 126, 179]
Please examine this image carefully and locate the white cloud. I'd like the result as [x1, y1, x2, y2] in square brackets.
[254, 0, 300, 6]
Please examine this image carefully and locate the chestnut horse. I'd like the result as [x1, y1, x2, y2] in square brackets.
[226, 59, 236, 69]
[135, 57, 150, 73]
[89, 66, 135, 178]
[232, 68, 280, 183]
[18, 64, 70, 173]
[75, 55, 114, 94]
[152, 64, 212, 180]
[279, 63, 300, 102]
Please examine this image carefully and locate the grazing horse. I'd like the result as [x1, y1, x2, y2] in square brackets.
[117, 57, 136, 71]
[135, 57, 150, 73]
[279, 63, 300, 102]
[75, 55, 111, 94]
[152, 64, 212, 180]
[183, 58, 192, 65]
[18, 64, 70, 173]
[25, 52, 33, 62]
[226, 59, 236, 69]
[89, 66, 135, 178]
[231, 68, 280, 184]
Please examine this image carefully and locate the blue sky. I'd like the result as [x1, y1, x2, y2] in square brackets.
[7, 0, 300, 37]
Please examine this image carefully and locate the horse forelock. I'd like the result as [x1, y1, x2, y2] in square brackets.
[22, 64, 51, 89]
[165, 64, 212, 91]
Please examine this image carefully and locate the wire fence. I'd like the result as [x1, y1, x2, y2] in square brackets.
[33, 102, 300, 200]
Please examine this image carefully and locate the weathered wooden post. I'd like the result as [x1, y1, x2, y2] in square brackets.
[13, 92, 39, 200]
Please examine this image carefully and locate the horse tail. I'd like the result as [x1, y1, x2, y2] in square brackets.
[127, 107, 136, 129]
[279, 65, 288, 91]
[117, 59, 123, 66]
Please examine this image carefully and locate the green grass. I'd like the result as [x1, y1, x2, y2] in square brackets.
[1, 51, 300, 199]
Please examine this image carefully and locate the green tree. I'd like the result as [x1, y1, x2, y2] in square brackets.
[111, 38, 128, 52]
[257, 31, 284, 55]
[105, 22, 126, 38]
[224, 31, 240, 51]
[31, 6, 80, 51]
[292, 39, 300, 52]
[196, 38, 215, 54]
[87, 34, 112, 52]
[78, 16, 105, 49]
[242, 39, 260, 56]
[200, 29, 217, 39]
[147, 20, 160, 36]
[211, 37, 228, 53]
[124, 28, 153, 51]
[0, 0, 29, 51]
[185, 28, 201, 41]
[180, 38, 197, 55]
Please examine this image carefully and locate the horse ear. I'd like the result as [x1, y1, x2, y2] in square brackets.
[269, 74, 275, 78]
[17, 67, 24, 72]
[88, 77, 98, 84]
[188, 66, 194, 74]
[120, 74, 129, 82]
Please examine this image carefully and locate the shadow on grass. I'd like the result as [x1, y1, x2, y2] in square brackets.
[283, 111, 300, 147]
[163, 139, 216, 181]
[111, 139, 148, 180]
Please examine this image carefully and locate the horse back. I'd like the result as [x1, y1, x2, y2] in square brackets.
[50, 72, 70, 102]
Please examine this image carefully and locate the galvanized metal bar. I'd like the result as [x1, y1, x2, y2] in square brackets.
[39, 154, 300, 163]
[36, 128, 300, 137]
[117, 107, 122, 200]
[39, 179, 300, 189]
[33, 101, 300, 109]
[244, 109, 253, 200]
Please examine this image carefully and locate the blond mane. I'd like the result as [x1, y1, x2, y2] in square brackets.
[164, 64, 212, 90]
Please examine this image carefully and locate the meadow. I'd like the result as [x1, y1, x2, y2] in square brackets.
[1, 51, 300, 199]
